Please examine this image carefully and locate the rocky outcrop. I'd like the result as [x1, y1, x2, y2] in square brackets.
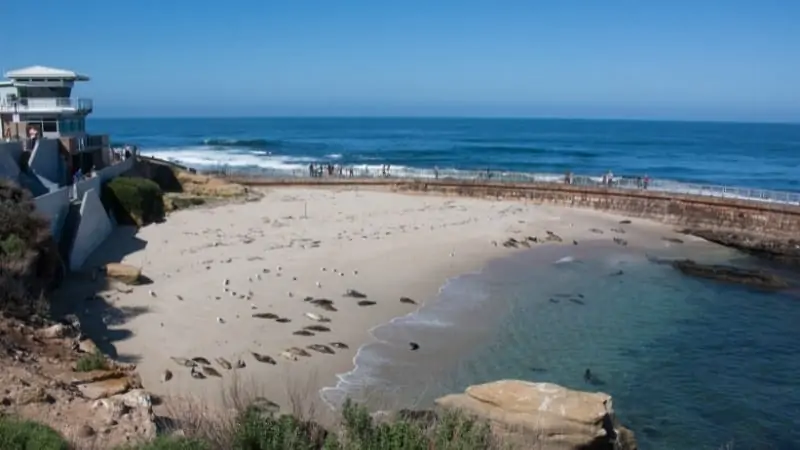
[672, 259, 790, 290]
[104, 263, 143, 285]
[435, 380, 636, 450]
[683, 229, 800, 267]
[0, 316, 157, 448]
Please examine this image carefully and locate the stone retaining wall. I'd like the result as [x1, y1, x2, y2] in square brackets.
[227, 177, 800, 236]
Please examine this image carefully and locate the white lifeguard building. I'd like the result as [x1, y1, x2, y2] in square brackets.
[0, 65, 107, 151]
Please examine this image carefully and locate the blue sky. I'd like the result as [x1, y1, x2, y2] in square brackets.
[3, 0, 798, 121]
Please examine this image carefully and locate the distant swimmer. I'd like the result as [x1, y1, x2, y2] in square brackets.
[584, 368, 593, 383]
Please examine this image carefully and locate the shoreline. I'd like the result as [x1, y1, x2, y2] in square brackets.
[52, 185, 690, 420]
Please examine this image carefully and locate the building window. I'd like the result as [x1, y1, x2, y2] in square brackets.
[42, 120, 57, 132]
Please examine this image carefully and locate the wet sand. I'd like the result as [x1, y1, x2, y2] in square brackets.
[54, 186, 686, 417]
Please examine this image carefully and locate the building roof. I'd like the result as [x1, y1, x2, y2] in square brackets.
[4, 66, 90, 81]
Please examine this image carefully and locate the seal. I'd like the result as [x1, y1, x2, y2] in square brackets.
[307, 344, 335, 355]
[304, 312, 330, 322]
[280, 351, 298, 361]
[191, 357, 211, 365]
[202, 366, 223, 378]
[252, 312, 280, 319]
[215, 357, 233, 370]
[357, 300, 377, 306]
[409, 342, 420, 351]
[344, 289, 367, 298]
[190, 366, 205, 379]
[286, 347, 312, 358]
[304, 325, 331, 333]
[170, 357, 196, 367]
[293, 330, 315, 336]
[275, 317, 292, 323]
[330, 342, 349, 349]
[251, 352, 276, 365]
[399, 297, 417, 305]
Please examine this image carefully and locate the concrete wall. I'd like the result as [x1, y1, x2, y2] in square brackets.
[0, 142, 21, 180]
[28, 138, 66, 189]
[393, 180, 800, 236]
[69, 188, 112, 270]
[33, 187, 70, 241]
[72, 176, 101, 201]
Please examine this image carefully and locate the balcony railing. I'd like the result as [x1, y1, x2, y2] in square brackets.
[0, 97, 93, 113]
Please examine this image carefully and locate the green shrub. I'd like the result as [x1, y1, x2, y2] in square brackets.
[75, 350, 108, 372]
[233, 406, 329, 450]
[117, 435, 211, 450]
[0, 180, 61, 319]
[0, 415, 70, 450]
[103, 177, 165, 226]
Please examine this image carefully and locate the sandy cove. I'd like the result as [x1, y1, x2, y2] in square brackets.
[54, 186, 685, 416]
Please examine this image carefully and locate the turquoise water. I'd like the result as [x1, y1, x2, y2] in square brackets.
[321, 242, 800, 449]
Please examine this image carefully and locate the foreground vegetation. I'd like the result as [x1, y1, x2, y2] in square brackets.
[0, 180, 61, 319]
[0, 400, 498, 450]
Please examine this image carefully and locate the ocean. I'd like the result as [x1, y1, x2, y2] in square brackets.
[92, 117, 800, 449]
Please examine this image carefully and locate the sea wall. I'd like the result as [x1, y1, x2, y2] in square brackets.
[34, 188, 71, 243]
[227, 177, 800, 236]
[69, 188, 113, 271]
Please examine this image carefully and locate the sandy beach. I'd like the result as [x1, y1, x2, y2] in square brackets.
[54, 186, 684, 418]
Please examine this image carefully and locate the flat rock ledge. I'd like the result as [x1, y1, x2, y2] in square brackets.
[683, 229, 800, 267]
[672, 259, 790, 290]
[435, 380, 637, 450]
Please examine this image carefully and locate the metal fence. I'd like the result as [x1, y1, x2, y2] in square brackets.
[201, 164, 800, 206]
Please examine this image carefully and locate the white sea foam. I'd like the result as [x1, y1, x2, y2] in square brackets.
[554, 256, 576, 265]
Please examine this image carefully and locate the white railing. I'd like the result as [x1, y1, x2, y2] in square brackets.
[0, 97, 93, 112]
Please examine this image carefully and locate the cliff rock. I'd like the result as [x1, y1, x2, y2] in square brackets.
[435, 380, 636, 450]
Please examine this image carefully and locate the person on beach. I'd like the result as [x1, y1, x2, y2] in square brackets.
[308, 163, 314, 178]
[643, 174, 650, 189]
[434, 166, 439, 180]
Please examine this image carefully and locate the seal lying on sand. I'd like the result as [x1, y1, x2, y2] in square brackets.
[399, 297, 417, 305]
[304, 325, 331, 332]
[344, 289, 368, 298]
[275, 317, 292, 323]
[304, 312, 330, 322]
[191, 357, 211, 365]
[251, 352, 276, 365]
[215, 357, 233, 370]
[307, 344, 335, 355]
[293, 330, 315, 336]
[170, 357, 196, 367]
[252, 312, 280, 319]
[202, 366, 222, 378]
[357, 300, 377, 306]
[286, 347, 312, 358]
[409, 342, 420, 351]
[330, 342, 349, 349]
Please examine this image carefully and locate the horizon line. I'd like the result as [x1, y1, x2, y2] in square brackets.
[88, 115, 800, 126]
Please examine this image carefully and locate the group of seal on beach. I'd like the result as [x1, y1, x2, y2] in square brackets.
[164, 267, 422, 382]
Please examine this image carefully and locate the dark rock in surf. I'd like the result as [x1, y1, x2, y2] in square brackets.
[672, 259, 790, 290]
[681, 229, 800, 268]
